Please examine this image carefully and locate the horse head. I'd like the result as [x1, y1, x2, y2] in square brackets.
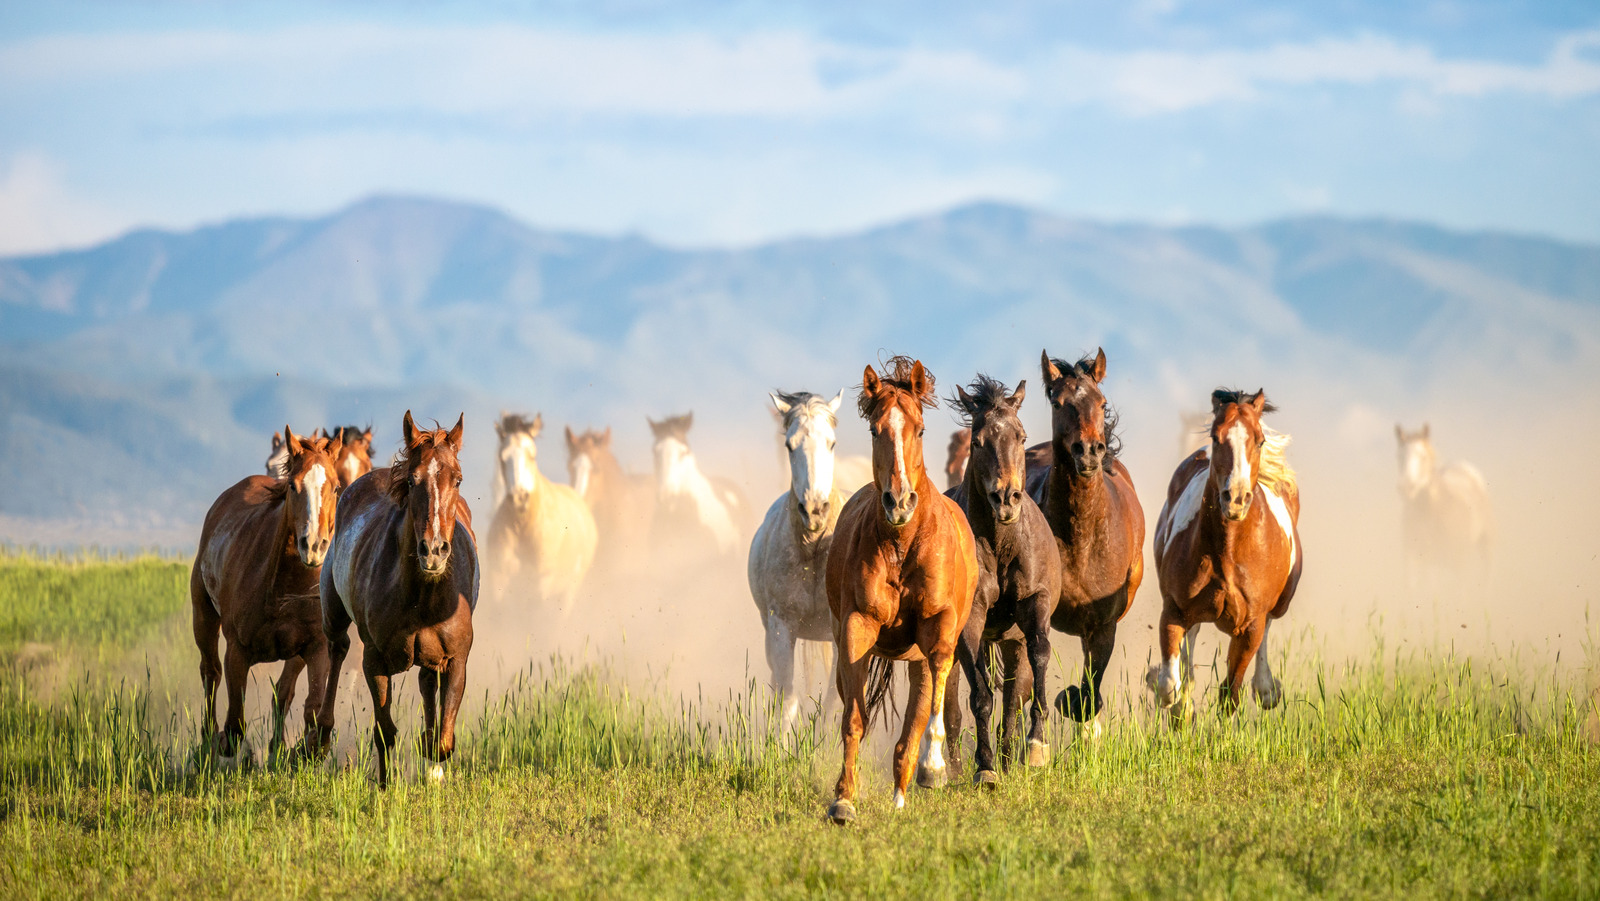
[859, 356, 935, 528]
[771, 389, 844, 534]
[1209, 389, 1275, 521]
[944, 429, 971, 490]
[282, 425, 342, 567]
[329, 425, 374, 489]
[950, 375, 1028, 525]
[1395, 423, 1434, 500]
[1041, 347, 1113, 478]
[648, 413, 696, 500]
[565, 426, 611, 499]
[266, 432, 289, 478]
[392, 410, 466, 578]
[495, 412, 543, 505]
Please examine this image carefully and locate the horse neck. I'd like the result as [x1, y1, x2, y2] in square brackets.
[1044, 450, 1110, 534]
[961, 459, 1001, 538]
[263, 485, 298, 594]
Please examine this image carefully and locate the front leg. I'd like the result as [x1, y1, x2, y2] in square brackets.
[998, 638, 1031, 768]
[219, 642, 252, 766]
[955, 626, 996, 785]
[763, 615, 798, 733]
[829, 613, 877, 825]
[1022, 597, 1054, 766]
[268, 656, 306, 762]
[1219, 618, 1266, 715]
[363, 645, 400, 789]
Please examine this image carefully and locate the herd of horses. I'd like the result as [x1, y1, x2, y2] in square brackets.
[191, 347, 1488, 819]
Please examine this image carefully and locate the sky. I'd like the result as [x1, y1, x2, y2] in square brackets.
[1, 1, 1598, 254]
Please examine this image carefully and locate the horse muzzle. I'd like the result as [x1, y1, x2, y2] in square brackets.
[296, 535, 330, 567]
[419, 537, 452, 575]
[881, 490, 918, 527]
[797, 495, 830, 533]
[1221, 489, 1253, 521]
[987, 485, 1024, 525]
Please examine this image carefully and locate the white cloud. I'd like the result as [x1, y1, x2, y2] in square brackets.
[0, 153, 125, 255]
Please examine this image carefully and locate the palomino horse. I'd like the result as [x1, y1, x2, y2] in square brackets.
[945, 429, 971, 490]
[1024, 348, 1145, 730]
[1395, 423, 1492, 579]
[487, 413, 598, 615]
[1149, 389, 1301, 721]
[327, 426, 375, 489]
[825, 357, 978, 824]
[649, 412, 751, 559]
[565, 426, 655, 569]
[318, 412, 478, 787]
[749, 389, 847, 731]
[944, 376, 1061, 782]
[193, 426, 341, 764]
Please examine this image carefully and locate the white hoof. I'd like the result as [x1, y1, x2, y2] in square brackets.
[216, 738, 253, 772]
[1076, 716, 1104, 743]
[892, 789, 906, 810]
[426, 763, 446, 784]
[916, 763, 948, 790]
[1254, 677, 1284, 710]
[1026, 739, 1051, 767]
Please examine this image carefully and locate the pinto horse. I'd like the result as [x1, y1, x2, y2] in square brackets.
[193, 426, 341, 764]
[825, 357, 978, 824]
[944, 376, 1061, 782]
[487, 413, 598, 615]
[318, 412, 478, 787]
[1024, 348, 1145, 730]
[1149, 390, 1301, 721]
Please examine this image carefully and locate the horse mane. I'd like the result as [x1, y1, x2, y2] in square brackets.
[499, 413, 540, 434]
[262, 479, 290, 501]
[330, 425, 372, 447]
[1211, 389, 1294, 493]
[1049, 355, 1123, 465]
[774, 391, 837, 428]
[857, 355, 937, 419]
[945, 373, 1010, 427]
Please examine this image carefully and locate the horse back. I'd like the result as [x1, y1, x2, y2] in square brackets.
[196, 475, 292, 613]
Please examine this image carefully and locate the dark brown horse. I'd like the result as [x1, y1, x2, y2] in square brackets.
[944, 375, 1061, 783]
[945, 428, 971, 490]
[565, 426, 655, 569]
[825, 357, 978, 824]
[1149, 389, 1301, 721]
[317, 412, 478, 786]
[1024, 348, 1145, 730]
[192, 426, 342, 764]
[327, 425, 375, 489]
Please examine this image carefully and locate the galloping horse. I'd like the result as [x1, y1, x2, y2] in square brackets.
[945, 429, 971, 490]
[1149, 389, 1301, 721]
[266, 432, 289, 478]
[649, 412, 751, 559]
[565, 426, 655, 569]
[825, 357, 978, 824]
[749, 389, 847, 731]
[318, 412, 478, 787]
[1395, 423, 1491, 580]
[1024, 348, 1145, 729]
[327, 426, 375, 489]
[944, 376, 1061, 782]
[487, 413, 598, 614]
[193, 426, 341, 764]
[771, 403, 873, 498]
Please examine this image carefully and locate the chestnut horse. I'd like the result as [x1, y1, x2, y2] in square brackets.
[193, 426, 341, 764]
[825, 357, 978, 824]
[1024, 348, 1145, 730]
[487, 413, 598, 614]
[565, 426, 656, 570]
[318, 412, 478, 786]
[1149, 389, 1301, 721]
[945, 429, 971, 490]
[327, 425, 375, 489]
[944, 375, 1061, 782]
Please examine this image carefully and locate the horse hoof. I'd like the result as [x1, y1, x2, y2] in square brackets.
[827, 799, 857, 825]
[916, 764, 948, 790]
[426, 764, 446, 784]
[974, 769, 1000, 789]
[1077, 717, 1104, 744]
[1026, 739, 1051, 767]
[1052, 690, 1070, 717]
[1255, 677, 1284, 710]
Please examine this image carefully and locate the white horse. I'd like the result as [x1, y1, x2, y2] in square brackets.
[486, 413, 598, 615]
[649, 412, 751, 559]
[748, 390, 849, 731]
[1395, 424, 1492, 581]
[772, 405, 873, 498]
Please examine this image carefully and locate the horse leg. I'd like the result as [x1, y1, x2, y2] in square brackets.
[1251, 619, 1283, 709]
[914, 616, 958, 793]
[1219, 620, 1266, 715]
[418, 666, 441, 761]
[363, 646, 399, 789]
[1146, 613, 1196, 727]
[999, 638, 1032, 770]
[189, 575, 222, 749]
[268, 656, 305, 761]
[956, 624, 994, 784]
[764, 616, 798, 733]
[1060, 622, 1116, 736]
[432, 652, 469, 781]
[219, 642, 252, 766]
[1022, 600, 1054, 767]
[941, 659, 963, 782]
[829, 613, 875, 825]
[298, 644, 332, 760]
[315, 579, 353, 753]
[900, 657, 934, 798]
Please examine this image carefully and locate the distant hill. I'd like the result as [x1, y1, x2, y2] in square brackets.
[2, 196, 1597, 528]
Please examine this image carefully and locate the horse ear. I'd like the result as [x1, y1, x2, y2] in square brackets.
[862, 365, 880, 396]
[327, 436, 344, 460]
[909, 360, 929, 399]
[402, 410, 418, 447]
[770, 392, 791, 416]
[530, 414, 543, 437]
[1248, 390, 1268, 413]
[954, 383, 975, 414]
[1010, 380, 1026, 408]
[565, 425, 577, 449]
[684, 411, 693, 432]
[447, 414, 465, 449]
[363, 427, 373, 444]
[602, 426, 612, 446]
[1040, 350, 1061, 387]
[647, 416, 662, 438]
[1421, 422, 1430, 440]
[1091, 348, 1107, 383]
[828, 389, 844, 413]
[271, 432, 283, 451]
[285, 426, 303, 455]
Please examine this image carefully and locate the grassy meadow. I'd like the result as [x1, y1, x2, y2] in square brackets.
[1, 550, 1598, 899]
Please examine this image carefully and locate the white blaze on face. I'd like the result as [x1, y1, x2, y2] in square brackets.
[571, 454, 593, 498]
[426, 458, 441, 542]
[1224, 424, 1253, 502]
[655, 437, 690, 497]
[1398, 439, 1432, 498]
[500, 433, 538, 500]
[301, 464, 328, 545]
[886, 406, 909, 497]
[341, 452, 362, 486]
[789, 408, 837, 511]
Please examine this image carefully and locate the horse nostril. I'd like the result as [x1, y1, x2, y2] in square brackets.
[1071, 441, 1085, 456]
[882, 492, 894, 509]
[907, 491, 918, 508]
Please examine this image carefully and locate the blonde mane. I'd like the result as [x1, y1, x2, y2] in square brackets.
[1258, 427, 1296, 495]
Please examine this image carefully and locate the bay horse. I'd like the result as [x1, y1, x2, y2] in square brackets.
[565, 426, 656, 571]
[1149, 389, 1301, 721]
[825, 357, 978, 824]
[317, 411, 478, 787]
[649, 412, 751, 559]
[1395, 423, 1492, 581]
[193, 426, 342, 764]
[1024, 348, 1145, 731]
[327, 425, 375, 489]
[944, 375, 1061, 782]
[487, 413, 598, 615]
[945, 429, 971, 490]
[748, 389, 847, 731]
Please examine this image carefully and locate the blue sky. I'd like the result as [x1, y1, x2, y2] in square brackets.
[2, 1, 1598, 253]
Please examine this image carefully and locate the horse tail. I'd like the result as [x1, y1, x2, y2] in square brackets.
[864, 656, 897, 729]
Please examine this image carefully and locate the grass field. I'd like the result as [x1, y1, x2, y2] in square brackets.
[1, 551, 1598, 899]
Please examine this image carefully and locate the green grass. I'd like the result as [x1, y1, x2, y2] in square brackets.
[0, 550, 188, 651]
[1, 557, 1598, 898]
